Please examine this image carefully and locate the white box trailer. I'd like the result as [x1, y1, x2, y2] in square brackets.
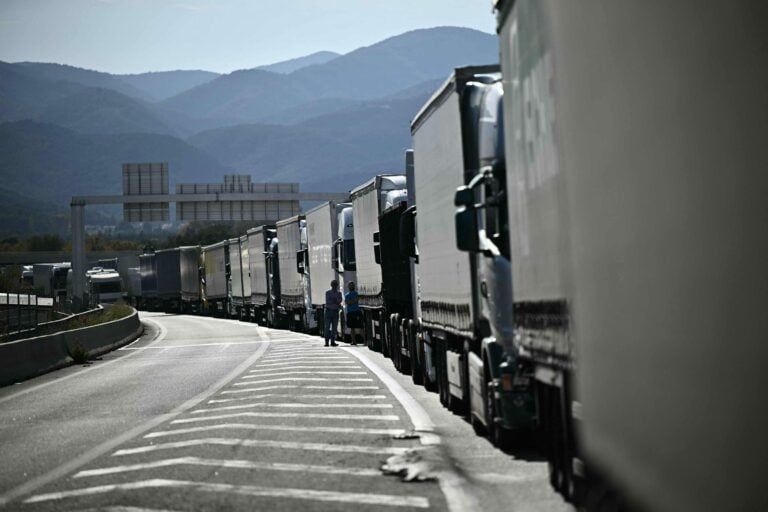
[179, 246, 202, 310]
[275, 215, 312, 330]
[227, 236, 250, 318]
[247, 225, 277, 326]
[306, 201, 338, 316]
[494, 1, 768, 510]
[350, 175, 406, 349]
[202, 240, 229, 315]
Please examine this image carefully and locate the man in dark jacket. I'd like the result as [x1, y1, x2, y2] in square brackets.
[324, 280, 342, 347]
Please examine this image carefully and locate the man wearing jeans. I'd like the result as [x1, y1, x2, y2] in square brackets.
[324, 280, 342, 347]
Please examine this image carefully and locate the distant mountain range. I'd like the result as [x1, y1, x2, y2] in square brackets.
[0, 26, 498, 237]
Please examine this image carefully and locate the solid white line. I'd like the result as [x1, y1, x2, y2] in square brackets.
[248, 366, 362, 372]
[0, 321, 268, 507]
[145, 423, 405, 438]
[221, 385, 379, 394]
[342, 347, 480, 512]
[342, 348, 436, 440]
[191, 402, 393, 414]
[241, 371, 367, 379]
[208, 394, 387, 404]
[25, 479, 429, 508]
[75, 456, 381, 478]
[172, 411, 399, 424]
[113, 438, 408, 456]
[235, 377, 373, 384]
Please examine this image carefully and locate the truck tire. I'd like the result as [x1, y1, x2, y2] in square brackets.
[400, 318, 411, 375]
[409, 321, 422, 385]
[485, 356, 511, 450]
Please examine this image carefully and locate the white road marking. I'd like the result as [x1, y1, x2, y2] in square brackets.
[70, 507, 181, 512]
[343, 346, 480, 512]
[217, 343, 231, 352]
[172, 411, 400, 424]
[121, 340, 265, 350]
[221, 385, 300, 393]
[241, 371, 367, 379]
[145, 423, 405, 438]
[248, 365, 361, 372]
[235, 377, 373, 384]
[208, 394, 387, 404]
[221, 385, 380, 394]
[113, 437, 408, 456]
[191, 402, 393, 414]
[75, 456, 381, 478]
[302, 385, 381, 390]
[0, 322, 269, 507]
[25, 479, 429, 508]
[260, 356, 352, 362]
[247, 361, 357, 368]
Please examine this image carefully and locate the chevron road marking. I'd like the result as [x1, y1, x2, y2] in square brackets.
[74, 456, 381, 478]
[144, 423, 405, 439]
[112, 438, 409, 456]
[25, 479, 430, 508]
[191, 402, 393, 414]
[171, 411, 400, 424]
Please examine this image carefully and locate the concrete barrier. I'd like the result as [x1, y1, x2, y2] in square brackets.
[0, 307, 143, 387]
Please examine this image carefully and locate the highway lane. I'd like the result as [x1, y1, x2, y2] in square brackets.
[0, 312, 569, 511]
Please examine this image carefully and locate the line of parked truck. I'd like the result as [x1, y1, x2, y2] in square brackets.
[52, 2, 767, 510]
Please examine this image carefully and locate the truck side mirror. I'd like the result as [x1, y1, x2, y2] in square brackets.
[373, 232, 381, 265]
[454, 186, 475, 207]
[399, 207, 417, 257]
[455, 207, 480, 253]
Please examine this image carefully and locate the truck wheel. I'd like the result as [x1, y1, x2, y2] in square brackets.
[400, 318, 411, 375]
[409, 321, 422, 385]
[438, 340, 450, 407]
[390, 314, 400, 369]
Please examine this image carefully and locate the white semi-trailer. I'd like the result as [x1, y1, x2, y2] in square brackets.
[350, 175, 406, 350]
[201, 240, 229, 316]
[275, 215, 312, 331]
[306, 201, 339, 331]
[179, 246, 202, 313]
[246, 225, 277, 325]
[228, 236, 250, 319]
[490, 1, 768, 510]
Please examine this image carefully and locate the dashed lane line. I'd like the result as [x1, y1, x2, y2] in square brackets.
[208, 394, 388, 404]
[112, 438, 409, 456]
[144, 423, 405, 439]
[221, 385, 380, 394]
[74, 456, 382, 479]
[191, 402, 394, 414]
[24, 479, 430, 508]
[171, 411, 400, 424]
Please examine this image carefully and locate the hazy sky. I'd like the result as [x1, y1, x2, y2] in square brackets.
[0, 0, 497, 74]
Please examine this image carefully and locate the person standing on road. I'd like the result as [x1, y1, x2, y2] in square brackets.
[324, 280, 342, 347]
[345, 281, 363, 345]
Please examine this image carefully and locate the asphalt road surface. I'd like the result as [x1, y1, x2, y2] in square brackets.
[0, 312, 571, 511]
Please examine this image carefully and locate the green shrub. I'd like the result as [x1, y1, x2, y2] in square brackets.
[67, 341, 90, 364]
